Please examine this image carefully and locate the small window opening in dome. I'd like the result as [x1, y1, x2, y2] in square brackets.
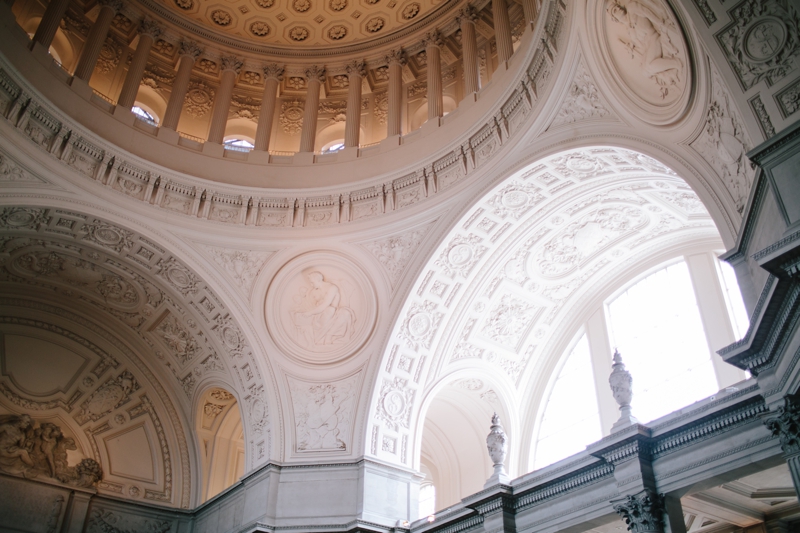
[132, 106, 158, 126]
[224, 138, 255, 152]
[418, 482, 436, 519]
[322, 141, 345, 154]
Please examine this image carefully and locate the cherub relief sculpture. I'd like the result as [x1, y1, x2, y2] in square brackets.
[0, 414, 102, 487]
[607, 0, 684, 99]
[290, 270, 356, 349]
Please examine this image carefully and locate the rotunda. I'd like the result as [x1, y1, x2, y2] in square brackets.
[0, 0, 800, 531]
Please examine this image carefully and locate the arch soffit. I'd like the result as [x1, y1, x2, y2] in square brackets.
[365, 143, 723, 469]
[0, 202, 278, 471]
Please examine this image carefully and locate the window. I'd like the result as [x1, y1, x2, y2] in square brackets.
[418, 483, 436, 519]
[605, 261, 719, 424]
[131, 106, 158, 126]
[716, 258, 750, 340]
[322, 141, 345, 154]
[224, 139, 255, 152]
[532, 333, 602, 470]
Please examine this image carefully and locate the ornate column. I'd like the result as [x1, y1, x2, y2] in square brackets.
[116, 20, 162, 110]
[423, 31, 444, 121]
[522, 0, 537, 28]
[161, 40, 202, 131]
[385, 49, 405, 137]
[31, 0, 71, 50]
[612, 491, 666, 533]
[765, 395, 800, 496]
[457, 5, 480, 95]
[254, 64, 284, 152]
[207, 55, 242, 144]
[299, 65, 325, 153]
[492, 0, 514, 64]
[345, 60, 366, 148]
[73, 0, 124, 81]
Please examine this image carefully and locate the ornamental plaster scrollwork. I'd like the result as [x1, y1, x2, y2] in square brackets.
[689, 63, 755, 215]
[375, 376, 414, 432]
[287, 374, 359, 452]
[551, 59, 614, 128]
[265, 252, 376, 364]
[74, 370, 139, 424]
[199, 244, 274, 299]
[359, 223, 434, 288]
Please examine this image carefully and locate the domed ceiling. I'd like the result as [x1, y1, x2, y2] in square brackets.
[154, 0, 449, 48]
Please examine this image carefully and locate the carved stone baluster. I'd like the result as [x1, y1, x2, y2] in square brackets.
[161, 40, 203, 132]
[299, 66, 325, 153]
[207, 55, 243, 145]
[345, 60, 366, 148]
[116, 20, 163, 110]
[254, 64, 284, 152]
[73, 0, 124, 81]
[765, 394, 800, 497]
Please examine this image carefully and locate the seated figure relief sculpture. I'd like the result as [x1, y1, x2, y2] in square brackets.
[290, 270, 356, 349]
[607, 0, 684, 99]
[0, 414, 102, 487]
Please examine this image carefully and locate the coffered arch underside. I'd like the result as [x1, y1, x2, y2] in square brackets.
[0, 203, 278, 501]
[366, 144, 726, 471]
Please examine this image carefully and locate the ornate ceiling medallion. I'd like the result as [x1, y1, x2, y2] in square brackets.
[401, 2, 420, 19]
[330, 0, 347, 10]
[210, 9, 233, 25]
[328, 25, 348, 40]
[250, 20, 270, 36]
[289, 26, 310, 40]
[265, 252, 377, 365]
[292, 0, 311, 12]
[255, 0, 274, 7]
[596, 0, 692, 124]
[174, 0, 192, 9]
[366, 17, 385, 32]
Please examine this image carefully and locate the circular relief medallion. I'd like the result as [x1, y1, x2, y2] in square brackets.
[601, 0, 690, 122]
[382, 390, 406, 417]
[265, 252, 377, 364]
[448, 244, 473, 266]
[743, 17, 787, 63]
[407, 312, 431, 338]
[5, 209, 37, 226]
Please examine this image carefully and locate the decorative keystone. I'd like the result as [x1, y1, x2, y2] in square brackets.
[612, 490, 665, 533]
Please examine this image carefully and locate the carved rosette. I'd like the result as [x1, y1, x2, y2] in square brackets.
[765, 395, 800, 456]
[612, 490, 665, 533]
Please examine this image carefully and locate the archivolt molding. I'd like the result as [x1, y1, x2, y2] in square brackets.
[366, 146, 722, 470]
[0, 205, 275, 481]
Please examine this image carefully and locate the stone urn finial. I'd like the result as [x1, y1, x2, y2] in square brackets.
[484, 413, 510, 488]
[609, 349, 638, 430]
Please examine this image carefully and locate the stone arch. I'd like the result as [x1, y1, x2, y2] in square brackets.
[365, 144, 730, 478]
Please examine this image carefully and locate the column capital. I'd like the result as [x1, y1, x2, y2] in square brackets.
[612, 490, 665, 533]
[178, 39, 203, 60]
[220, 55, 243, 74]
[421, 30, 444, 49]
[305, 65, 326, 83]
[346, 60, 366, 78]
[456, 4, 478, 25]
[765, 395, 800, 456]
[138, 18, 163, 39]
[98, 0, 125, 13]
[384, 48, 406, 66]
[262, 63, 285, 82]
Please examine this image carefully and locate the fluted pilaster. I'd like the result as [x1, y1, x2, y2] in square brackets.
[73, 0, 124, 81]
[385, 49, 406, 137]
[299, 65, 325, 153]
[423, 31, 444, 121]
[161, 40, 202, 131]
[117, 20, 162, 110]
[458, 6, 480, 95]
[254, 64, 284, 152]
[207, 55, 243, 144]
[31, 0, 71, 50]
[345, 60, 366, 148]
[492, 0, 514, 64]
